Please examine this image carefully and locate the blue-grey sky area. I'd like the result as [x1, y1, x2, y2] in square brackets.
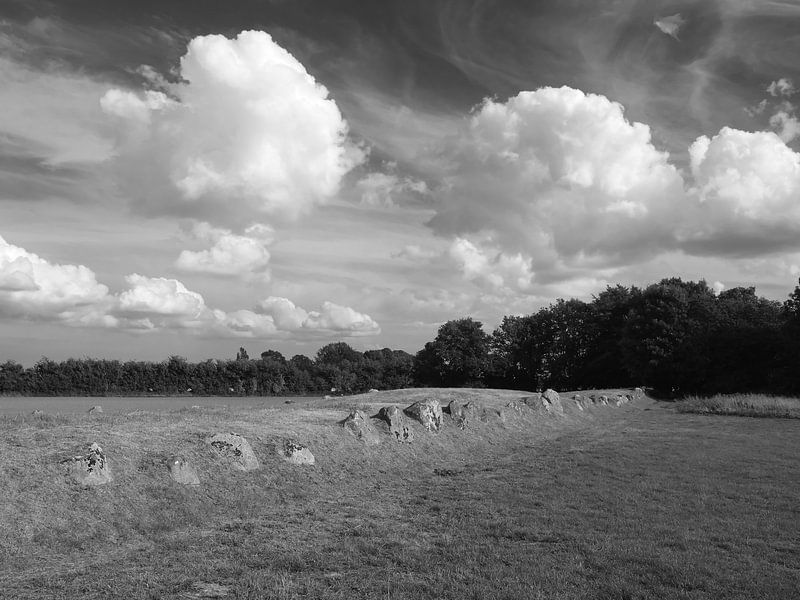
[1, 0, 799, 364]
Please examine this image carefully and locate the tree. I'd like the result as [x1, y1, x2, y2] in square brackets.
[581, 285, 638, 388]
[315, 342, 362, 366]
[621, 279, 716, 393]
[260, 349, 286, 364]
[707, 287, 782, 393]
[236, 347, 250, 361]
[414, 318, 490, 387]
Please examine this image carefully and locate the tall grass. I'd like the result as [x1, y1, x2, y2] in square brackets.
[677, 393, 800, 418]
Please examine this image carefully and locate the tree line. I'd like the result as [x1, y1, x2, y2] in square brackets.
[1, 277, 799, 397]
[0, 344, 414, 397]
[415, 278, 800, 397]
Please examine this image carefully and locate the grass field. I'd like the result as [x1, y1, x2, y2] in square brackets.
[677, 393, 800, 419]
[1, 388, 798, 599]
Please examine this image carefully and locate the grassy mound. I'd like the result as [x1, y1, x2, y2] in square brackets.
[2, 387, 798, 599]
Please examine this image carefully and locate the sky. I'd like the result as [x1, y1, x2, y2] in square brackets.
[1, 0, 800, 364]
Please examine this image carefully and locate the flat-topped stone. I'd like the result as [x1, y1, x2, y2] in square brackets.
[207, 432, 259, 471]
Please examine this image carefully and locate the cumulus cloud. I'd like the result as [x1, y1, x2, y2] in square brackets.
[175, 222, 273, 279]
[257, 296, 380, 336]
[0, 234, 379, 338]
[102, 30, 364, 224]
[767, 78, 796, 97]
[447, 238, 535, 294]
[769, 106, 800, 143]
[418, 85, 800, 300]
[117, 274, 206, 318]
[355, 171, 429, 207]
[429, 86, 685, 273]
[0, 235, 112, 324]
[654, 14, 686, 40]
[683, 127, 800, 253]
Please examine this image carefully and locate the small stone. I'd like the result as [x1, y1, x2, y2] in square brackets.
[368, 388, 379, 393]
[88, 405, 103, 414]
[207, 433, 259, 472]
[190, 582, 230, 598]
[64, 442, 113, 486]
[279, 439, 315, 465]
[167, 455, 200, 485]
[573, 394, 585, 411]
[31, 409, 44, 416]
[378, 405, 414, 442]
[404, 398, 443, 432]
[598, 395, 609, 405]
[342, 410, 381, 445]
[506, 400, 524, 412]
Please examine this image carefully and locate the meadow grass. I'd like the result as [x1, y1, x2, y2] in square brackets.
[677, 393, 800, 419]
[0, 389, 798, 599]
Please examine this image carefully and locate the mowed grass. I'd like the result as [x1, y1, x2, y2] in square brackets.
[677, 393, 800, 419]
[0, 390, 798, 599]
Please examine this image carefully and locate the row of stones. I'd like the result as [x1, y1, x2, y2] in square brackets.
[343, 388, 641, 444]
[62, 434, 314, 488]
[63, 389, 641, 487]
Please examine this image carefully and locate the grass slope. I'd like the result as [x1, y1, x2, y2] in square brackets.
[1, 389, 798, 599]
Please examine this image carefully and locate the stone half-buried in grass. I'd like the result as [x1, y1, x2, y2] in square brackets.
[167, 455, 200, 485]
[523, 390, 564, 415]
[378, 405, 414, 442]
[63, 442, 113, 486]
[278, 439, 315, 465]
[207, 432, 259, 472]
[404, 398, 443, 432]
[446, 399, 483, 430]
[341, 409, 381, 446]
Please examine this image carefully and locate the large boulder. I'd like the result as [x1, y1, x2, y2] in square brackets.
[278, 439, 315, 466]
[404, 398, 443, 432]
[207, 433, 259, 472]
[167, 455, 200, 485]
[64, 442, 113, 486]
[447, 400, 482, 430]
[536, 389, 564, 415]
[378, 405, 414, 442]
[341, 410, 381, 446]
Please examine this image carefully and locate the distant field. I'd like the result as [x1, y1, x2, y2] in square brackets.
[0, 395, 322, 415]
[677, 393, 800, 419]
[0, 388, 798, 599]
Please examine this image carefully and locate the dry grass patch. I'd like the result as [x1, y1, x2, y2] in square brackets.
[677, 394, 800, 418]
